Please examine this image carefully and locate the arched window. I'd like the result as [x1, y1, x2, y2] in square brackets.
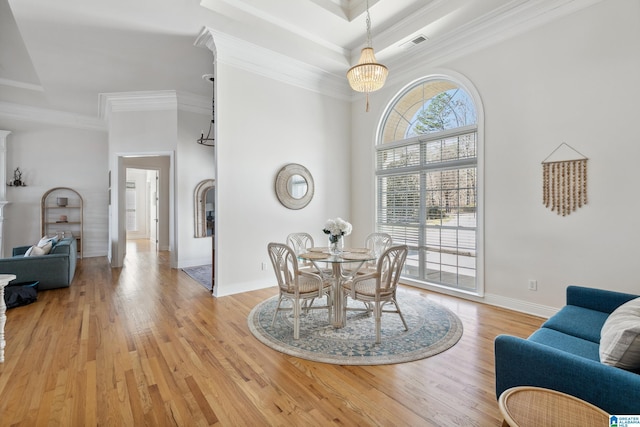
[376, 76, 482, 294]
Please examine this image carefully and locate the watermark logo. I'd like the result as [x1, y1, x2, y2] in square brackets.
[611, 415, 640, 427]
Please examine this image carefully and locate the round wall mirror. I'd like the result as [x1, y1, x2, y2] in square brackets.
[275, 163, 314, 209]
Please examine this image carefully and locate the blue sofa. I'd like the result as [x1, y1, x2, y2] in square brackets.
[495, 285, 640, 415]
[0, 237, 77, 290]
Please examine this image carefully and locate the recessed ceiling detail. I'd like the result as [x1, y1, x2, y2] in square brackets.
[1, 0, 605, 124]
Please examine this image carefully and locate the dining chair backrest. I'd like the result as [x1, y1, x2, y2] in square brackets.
[364, 232, 392, 268]
[267, 243, 299, 292]
[376, 245, 408, 291]
[286, 232, 314, 255]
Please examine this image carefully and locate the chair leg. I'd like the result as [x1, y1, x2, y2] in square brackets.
[342, 292, 348, 324]
[293, 299, 301, 340]
[394, 298, 409, 331]
[271, 295, 284, 327]
[364, 301, 373, 315]
[304, 298, 315, 313]
[375, 301, 382, 344]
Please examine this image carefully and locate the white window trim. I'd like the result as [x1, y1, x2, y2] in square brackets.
[375, 71, 485, 298]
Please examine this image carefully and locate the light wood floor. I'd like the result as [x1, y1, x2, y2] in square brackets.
[0, 240, 544, 426]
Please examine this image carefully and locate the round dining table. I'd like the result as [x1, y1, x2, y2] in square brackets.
[299, 248, 374, 328]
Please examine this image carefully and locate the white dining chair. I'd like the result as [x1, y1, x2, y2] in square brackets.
[267, 242, 332, 339]
[360, 232, 392, 274]
[342, 245, 409, 344]
[286, 232, 314, 254]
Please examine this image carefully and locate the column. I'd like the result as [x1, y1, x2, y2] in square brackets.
[0, 131, 10, 258]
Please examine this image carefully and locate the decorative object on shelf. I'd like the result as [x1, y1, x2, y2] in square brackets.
[274, 163, 314, 210]
[8, 167, 26, 187]
[323, 217, 352, 255]
[346, 0, 388, 112]
[56, 197, 68, 207]
[197, 74, 215, 147]
[542, 143, 588, 216]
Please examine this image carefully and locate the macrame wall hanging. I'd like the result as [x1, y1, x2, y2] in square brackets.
[542, 143, 588, 216]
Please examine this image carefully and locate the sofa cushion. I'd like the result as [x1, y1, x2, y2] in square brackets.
[529, 327, 601, 361]
[541, 305, 609, 343]
[600, 297, 640, 370]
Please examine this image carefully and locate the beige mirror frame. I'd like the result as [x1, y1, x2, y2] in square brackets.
[194, 179, 215, 238]
[275, 163, 314, 210]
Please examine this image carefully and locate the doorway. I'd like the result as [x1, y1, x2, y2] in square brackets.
[126, 168, 159, 250]
[111, 154, 172, 269]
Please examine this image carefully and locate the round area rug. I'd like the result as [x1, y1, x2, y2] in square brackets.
[248, 289, 463, 365]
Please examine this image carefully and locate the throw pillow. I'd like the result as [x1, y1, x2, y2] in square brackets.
[600, 297, 640, 370]
[40, 241, 53, 255]
[24, 245, 45, 257]
[37, 236, 57, 247]
[23, 242, 52, 257]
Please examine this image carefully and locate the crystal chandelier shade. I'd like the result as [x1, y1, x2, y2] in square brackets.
[347, 47, 388, 93]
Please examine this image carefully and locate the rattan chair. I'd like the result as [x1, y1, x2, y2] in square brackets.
[286, 232, 314, 255]
[360, 232, 392, 274]
[267, 242, 332, 339]
[286, 232, 315, 271]
[342, 245, 408, 343]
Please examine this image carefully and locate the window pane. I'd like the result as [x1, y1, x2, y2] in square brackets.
[406, 87, 477, 137]
[377, 144, 420, 171]
[377, 174, 420, 224]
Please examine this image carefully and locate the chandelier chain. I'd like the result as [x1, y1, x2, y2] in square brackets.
[365, 0, 372, 48]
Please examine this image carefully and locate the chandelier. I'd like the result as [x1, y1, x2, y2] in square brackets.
[197, 75, 215, 147]
[346, 0, 388, 112]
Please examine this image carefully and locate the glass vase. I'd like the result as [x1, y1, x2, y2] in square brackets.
[328, 234, 343, 255]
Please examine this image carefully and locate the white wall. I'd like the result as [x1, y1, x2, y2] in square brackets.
[213, 64, 351, 296]
[176, 108, 215, 268]
[2, 125, 108, 257]
[106, 98, 220, 271]
[350, 0, 640, 315]
[107, 108, 176, 267]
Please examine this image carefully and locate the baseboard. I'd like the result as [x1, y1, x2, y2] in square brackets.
[214, 279, 273, 298]
[483, 293, 559, 319]
[401, 279, 558, 319]
[176, 257, 212, 269]
[82, 250, 108, 258]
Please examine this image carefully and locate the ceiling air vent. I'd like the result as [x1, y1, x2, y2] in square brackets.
[400, 34, 428, 50]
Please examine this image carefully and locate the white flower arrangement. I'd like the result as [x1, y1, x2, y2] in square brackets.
[323, 217, 352, 239]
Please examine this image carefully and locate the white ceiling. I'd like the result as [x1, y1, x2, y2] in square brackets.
[1, 0, 600, 123]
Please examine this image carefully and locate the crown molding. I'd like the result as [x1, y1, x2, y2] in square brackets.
[196, 27, 351, 101]
[381, 0, 604, 92]
[0, 101, 106, 131]
[198, 0, 603, 104]
[0, 77, 44, 92]
[99, 90, 177, 120]
[176, 91, 210, 115]
[99, 90, 210, 125]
